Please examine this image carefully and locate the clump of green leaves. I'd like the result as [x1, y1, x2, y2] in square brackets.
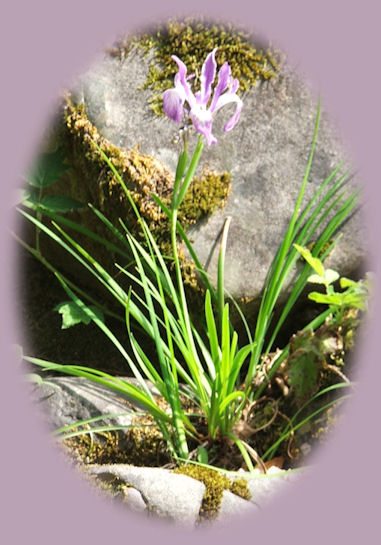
[22, 147, 83, 214]
[294, 243, 370, 315]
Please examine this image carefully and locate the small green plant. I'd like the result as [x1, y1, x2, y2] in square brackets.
[294, 243, 370, 315]
[54, 301, 105, 329]
[15, 47, 366, 471]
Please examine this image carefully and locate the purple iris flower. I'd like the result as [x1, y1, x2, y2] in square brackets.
[163, 48, 243, 146]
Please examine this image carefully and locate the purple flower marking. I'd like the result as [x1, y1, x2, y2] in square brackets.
[163, 48, 243, 146]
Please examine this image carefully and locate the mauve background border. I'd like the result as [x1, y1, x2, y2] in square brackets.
[2, 1, 380, 543]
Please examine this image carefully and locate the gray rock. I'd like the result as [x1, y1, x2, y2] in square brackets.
[72, 42, 366, 307]
[242, 466, 301, 507]
[29, 375, 159, 430]
[86, 463, 302, 526]
[121, 486, 148, 512]
[87, 464, 205, 526]
[216, 489, 259, 524]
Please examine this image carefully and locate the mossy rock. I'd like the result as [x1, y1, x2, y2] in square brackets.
[34, 18, 277, 299]
[22, 18, 282, 320]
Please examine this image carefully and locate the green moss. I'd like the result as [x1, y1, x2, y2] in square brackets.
[126, 413, 171, 467]
[62, 428, 126, 465]
[112, 18, 279, 116]
[173, 464, 251, 521]
[179, 169, 231, 224]
[61, 413, 172, 469]
[90, 473, 131, 500]
[230, 478, 252, 501]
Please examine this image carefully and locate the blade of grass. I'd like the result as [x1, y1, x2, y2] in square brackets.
[24, 355, 172, 423]
[253, 305, 333, 400]
[227, 433, 255, 472]
[217, 216, 232, 327]
[22, 198, 131, 260]
[53, 412, 145, 436]
[11, 231, 124, 322]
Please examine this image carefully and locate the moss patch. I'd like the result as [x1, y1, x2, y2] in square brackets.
[230, 478, 252, 500]
[110, 18, 279, 116]
[61, 411, 172, 469]
[173, 464, 251, 521]
[179, 168, 231, 225]
[62, 428, 128, 466]
[126, 412, 172, 467]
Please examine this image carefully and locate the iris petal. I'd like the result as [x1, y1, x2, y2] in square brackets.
[163, 89, 184, 123]
[190, 113, 217, 145]
[189, 106, 214, 144]
[213, 91, 243, 132]
[210, 62, 231, 112]
[171, 55, 196, 108]
[199, 48, 217, 105]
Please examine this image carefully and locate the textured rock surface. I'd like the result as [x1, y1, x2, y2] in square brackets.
[121, 486, 147, 513]
[71, 43, 366, 307]
[216, 489, 259, 524]
[88, 465, 206, 527]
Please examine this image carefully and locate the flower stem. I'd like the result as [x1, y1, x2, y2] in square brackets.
[174, 135, 204, 209]
[170, 136, 204, 320]
[170, 135, 206, 392]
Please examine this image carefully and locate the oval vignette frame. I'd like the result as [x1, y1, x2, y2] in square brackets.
[2, 1, 380, 544]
